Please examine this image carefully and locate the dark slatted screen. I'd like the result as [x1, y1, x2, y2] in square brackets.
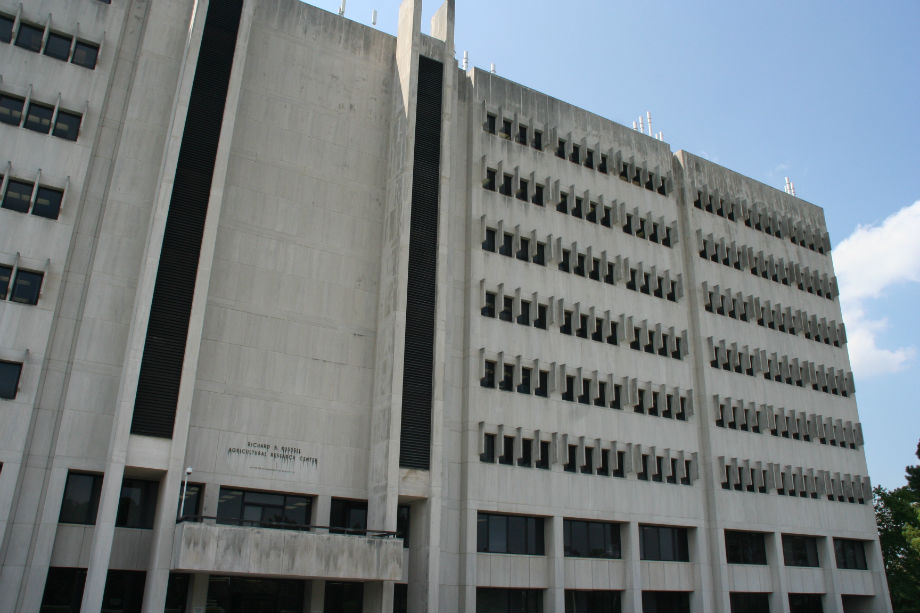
[131, 0, 242, 438]
[399, 56, 443, 469]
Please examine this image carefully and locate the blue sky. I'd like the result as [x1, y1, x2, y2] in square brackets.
[317, 0, 920, 489]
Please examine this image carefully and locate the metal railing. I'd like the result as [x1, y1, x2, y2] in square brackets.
[175, 514, 398, 538]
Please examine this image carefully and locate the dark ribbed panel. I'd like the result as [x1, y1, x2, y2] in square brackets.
[399, 56, 443, 469]
[131, 0, 242, 438]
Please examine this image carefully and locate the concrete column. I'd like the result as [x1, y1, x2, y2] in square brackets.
[408, 499, 432, 612]
[314, 495, 332, 529]
[309, 580, 325, 613]
[458, 501, 477, 613]
[186, 573, 208, 613]
[702, 526, 729, 613]
[819, 536, 842, 613]
[766, 532, 788, 613]
[547, 515, 565, 613]
[622, 522, 642, 613]
[866, 540, 893, 613]
[364, 581, 392, 613]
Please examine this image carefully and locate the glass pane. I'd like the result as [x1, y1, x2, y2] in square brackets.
[283, 495, 309, 526]
[588, 522, 605, 556]
[14, 23, 43, 51]
[244, 491, 284, 507]
[40, 567, 87, 612]
[53, 110, 82, 141]
[59, 472, 100, 524]
[0, 95, 24, 125]
[0, 360, 21, 399]
[571, 521, 587, 557]
[0, 265, 11, 298]
[116, 478, 158, 528]
[0, 15, 14, 43]
[507, 515, 526, 554]
[217, 488, 243, 523]
[25, 102, 53, 134]
[72, 41, 99, 69]
[488, 515, 507, 553]
[242, 504, 263, 524]
[11, 270, 43, 305]
[33, 186, 63, 219]
[477, 514, 488, 552]
[2, 179, 34, 213]
[178, 483, 202, 519]
[44, 32, 72, 60]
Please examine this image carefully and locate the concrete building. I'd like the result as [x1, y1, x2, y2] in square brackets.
[0, 0, 891, 611]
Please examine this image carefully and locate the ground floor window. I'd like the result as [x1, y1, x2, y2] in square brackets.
[394, 583, 407, 613]
[789, 593, 823, 613]
[324, 581, 363, 613]
[40, 567, 86, 613]
[565, 589, 622, 612]
[642, 591, 691, 613]
[729, 591, 770, 613]
[207, 576, 304, 613]
[476, 588, 543, 613]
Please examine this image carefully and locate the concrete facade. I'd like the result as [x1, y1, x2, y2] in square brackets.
[0, 0, 890, 612]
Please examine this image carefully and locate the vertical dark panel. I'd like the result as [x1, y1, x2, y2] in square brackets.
[131, 0, 243, 438]
[399, 56, 443, 469]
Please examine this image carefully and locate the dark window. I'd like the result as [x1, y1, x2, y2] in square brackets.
[641, 591, 690, 613]
[102, 570, 146, 613]
[517, 237, 530, 261]
[217, 487, 312, 530]
[500, 119, 512, 139]
[516, 179, 528, 202]
[44, 32, 73, 60]
[516, 124, 527, 145]
[15, 23, 44, 52]
[535, 441, 550, 469]
[397, 504, 410, 547]
[481, 360, 495, 387]
[0, 94, 24, 125]
[116, 477, 159, 529]
[560, 310, 573, 335]
[499, 232, 513, 256]
[564, 445, 577, 472]
[477, 512, 544, 555]
[480, 433, 495, 463]
[33, 186, 64, 219]
[556, 138, 566, 158]
[0, 264, 10, 298]
[533, 242, 545, 265]
[517, 438, 532, 467]
[640, 525, 690, 561]
[40, 567, 87, 613]
[482, 228, 496, 251]
[10, 269, 43, 304]
[2, 179, 34, 213]
[483, 168, 496, 191]
[729, 592, 770, 613]
[782, 535, 819, 567]
[498, 436, 515, 465]
[570, 144, 580, 164]
[499, 296, 513, 322]
[0, 14, 13, 43]
[518, 367, 531, 394]
[598, 449, 610, 475]
[572, 197, 583, 219]
[324, 582, 363, 613]
[177, 483, 203, 519]
[557, 191, 568, 213]
[330, 498, 367, 534]
[636, 454, 649, 480]
[725, 531, 767, 565]
[562, 376, 575, 401]
[535, 370, 548, 398]
[788, 593, 823, 613]
[476, 588, 542, 613]
[72, 40, 99, 69]
[0, 360, 22, 399]
[565, 590, 621, 613]
[534, 304, 547, 329]
[564, 519, 621, 558]
[59, 471, 103, 524]
[584, 149, 594, 169]
[532, 184, 544, 206]
[834, 538, 867, 569]
[499, 364, 514, 391]
[482, 292, 496, 317]
[24, 101, 54, 133]
[53, 110, 82, 141]
[559, 249, 570, 272]
[532, 130, 542, 150]
[486, 113, 496, 134]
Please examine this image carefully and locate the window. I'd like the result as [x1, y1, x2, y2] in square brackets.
[0, 264, 10, 298]
[33, 186, 64, 219]
[498, 364, 513, 392]
[15, 23, 44, 52]
[486, 113, 496, 134]
[533, 242, 545, 265]
[10, 269, 43, 304]
[535, 441, 550, 469]
[330, 498, 367, 534]
[2, 179, 33, 213]
[0, 14, 13, 43]
[565, 590, 621, 613]
[729, 592, 770, 613]
[834, 538, 867, 570]
[59, 471, 103, 524]
[40, 567, 87, 613]
[483, 168, 496, 191]
[499, 232, 513, 256]
[788, 593, 823, 613]
[516, 124, 527, 145]
[783, 535, 819, 567]
[499, 296, 513, 322]
[532, 184, 544, 206]
[217, 487, 312, 530]
[102, 570, 146, 613]
[53, 110, 82, 141]
[482, 228, 496, 252]
[535, 370, 548, 398]
[0, 360, 22, 399]
[481, 360, 495, 387]
[116, 477, 159, 529]
[517, 438, 532, 467]
[396, 504, 410, 547]
[500, 119, 512, 139]
[639, 525, 689, 561]
[482, 292, 496, 317]
[177, 483, 203, 519]
[516, 238, 530, 262]
[476, 588, 542, 613]
[325, 582, 363, 613]
[0, 94, 24, 125]
[72, 41, 99, 69]
[562, 376, 575, 401]
[498, 436, 514, 465]
[558, 249, 570, 272]
[44, 32, 73, 60]
[641, 591, 690, 613]
[480, 433, 496, 462]
[532, 130, 542, 150]
[534, 303, 547, 329]
[518, 367, 531, 394]
[725, 531, 767, 565]
[477, 512, 544, 554]
[24, 101, 54, 133]
[564, 519, 621, 558]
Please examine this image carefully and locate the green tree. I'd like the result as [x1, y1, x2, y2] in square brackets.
[875, 439, 920, 612]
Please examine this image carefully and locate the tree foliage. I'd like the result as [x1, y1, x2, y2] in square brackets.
[875, 439, 920, 612]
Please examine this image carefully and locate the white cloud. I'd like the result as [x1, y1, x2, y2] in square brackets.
[833, 200, 920, 377]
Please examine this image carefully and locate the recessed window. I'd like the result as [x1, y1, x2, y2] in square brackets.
[516, 124, 527, 145]
[59, 471, 103, 524]
[477, 589, 542, 613]
[481, 292, 496, 317]
[33, 186, 64, 219]
[517, 299, 530, 325]
[476, 512, 544, 555]
[0, 360, 22, 399]
[330, 498, 367, 534]
[532, 183, 544, 206]
[10, 269, 43, 304]
[535, 440, 550, 469]
[725, 530, 767, 565]
[565, 590, 621, 613]
[783, 535, 819, 567]
[642, 591, 690, 613]
[518, 367, 531, 394]
[24, 101, 54, 133]
[499, 296, 513, 322]
[15, 23, 44, 52]
[532, 130, 542, 150]
[498, 363, 513, 392]
[729, 592, 770, 613]
[40, 567, 87, 613]
[834, 538, 867, 570]
[53, 110, 83, 141]
[480, 433, 495, 463]
[0, 94, 24, 126]
[72, 41, 99, 69]
[0, 14, 14, 43]
[517, 438, 532, 466]
[116, 478, 160, 529]
[0, 264, 10, 298]
[177, 483, 203, 519]
[535, 370, 548, 398]
[498, 232, 512, 257]
[498, 436, 514, 465]
[639, 524, 689, 561]
[2, 179, 34, 213]
[482, 228, 496, 252]
[564, 519, 621, 558]
[217, 487, 313, 530]
[499, 119, 512, 139]
[483, 168, 496, 191]
[788, 593, 824, 613]
[485, 113, 496, 134]
[44, 32, 73, 61]
[480, 360, 495, 388]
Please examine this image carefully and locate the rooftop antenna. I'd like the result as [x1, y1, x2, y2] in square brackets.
[646, 111, 652, 136]
[638, 115, 644, 134]
[656, 131, 663, 141]
[463, 50, 469, 70]
[338, 0, 346, 16]
[490, 63, 496, 74]
[371, 9, 377, 25]
[784, 177, 796, 197]
[632, 120, 637, 130]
